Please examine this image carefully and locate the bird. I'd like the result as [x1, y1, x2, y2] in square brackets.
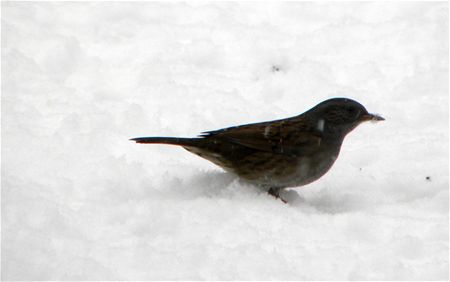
[130, 98, 384, 202]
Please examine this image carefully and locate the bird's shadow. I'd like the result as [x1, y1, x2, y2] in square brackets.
[162, 171, 364, 214]
[285, 188, 368, 214]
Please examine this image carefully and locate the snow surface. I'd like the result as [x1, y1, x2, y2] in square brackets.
[2, 1, 449, 280]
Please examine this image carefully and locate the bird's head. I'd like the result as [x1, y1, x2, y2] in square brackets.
[306, 98, 384, 137]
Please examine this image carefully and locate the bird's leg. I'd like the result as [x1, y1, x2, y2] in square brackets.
[268, 187, 287, 204]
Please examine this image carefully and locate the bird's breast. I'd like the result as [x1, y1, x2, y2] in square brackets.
[240, 147, 341, 189]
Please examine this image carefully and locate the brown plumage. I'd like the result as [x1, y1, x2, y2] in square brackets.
[131, 98, 384, 202]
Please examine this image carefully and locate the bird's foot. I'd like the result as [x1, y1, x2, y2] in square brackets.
[268, 188, 287, 204]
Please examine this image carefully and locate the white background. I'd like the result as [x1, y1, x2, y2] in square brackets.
[2, 1, 448, 280]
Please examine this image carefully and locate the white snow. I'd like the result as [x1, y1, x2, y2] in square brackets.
[2, 1, 448, 280]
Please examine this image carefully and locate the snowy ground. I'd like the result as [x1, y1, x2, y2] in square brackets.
[2, 1, 448, 280]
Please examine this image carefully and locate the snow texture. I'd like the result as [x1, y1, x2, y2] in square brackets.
[2, 1, 449, 280]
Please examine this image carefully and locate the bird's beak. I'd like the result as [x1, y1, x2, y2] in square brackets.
[360, 113, 385, 122]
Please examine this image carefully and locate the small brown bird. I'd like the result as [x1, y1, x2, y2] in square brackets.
[131, 98, 384, 202]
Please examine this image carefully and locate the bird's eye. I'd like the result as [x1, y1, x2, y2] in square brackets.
[346, 107, 360, 118]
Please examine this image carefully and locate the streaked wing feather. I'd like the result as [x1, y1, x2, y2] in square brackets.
[201, 118, 322, 155]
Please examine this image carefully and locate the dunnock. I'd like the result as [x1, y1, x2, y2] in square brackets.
[131, 98, 384, 202]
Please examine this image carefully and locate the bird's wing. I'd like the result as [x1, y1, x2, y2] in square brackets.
[201, 118, 322, 156]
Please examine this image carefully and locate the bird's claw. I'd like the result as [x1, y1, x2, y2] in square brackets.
[268, 188, 287, 204]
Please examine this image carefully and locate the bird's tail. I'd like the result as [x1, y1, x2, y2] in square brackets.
[130, 136, 201, 147]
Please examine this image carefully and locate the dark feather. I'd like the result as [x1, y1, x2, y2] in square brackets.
[201, 117, 322, 156]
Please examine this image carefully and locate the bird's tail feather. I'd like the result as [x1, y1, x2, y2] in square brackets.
[130, 137, 200, 146]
